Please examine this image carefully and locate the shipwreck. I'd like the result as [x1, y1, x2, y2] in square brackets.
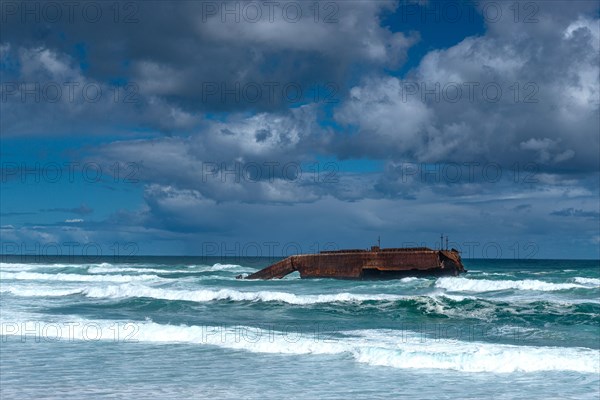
[241, 239, 466, 280]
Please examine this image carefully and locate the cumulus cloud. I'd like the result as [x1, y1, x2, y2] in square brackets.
[86, 104, 340, 203]
[1, 0, 419, 131]
[519, 138, 575, 164]
[0, 45, 200, 136]
[331, 3, 599, 174]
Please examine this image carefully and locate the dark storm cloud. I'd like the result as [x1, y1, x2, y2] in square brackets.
[2, 1, 597, 175]
[333, 1, 599, 174]
[1, 0, 418, 134]
[83, 2, 600, 229]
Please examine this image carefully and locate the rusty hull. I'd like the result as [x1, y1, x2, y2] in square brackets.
[243, 247, 466, 280]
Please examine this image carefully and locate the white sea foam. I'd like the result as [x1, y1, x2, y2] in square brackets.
[87, 263, 247, 274]
[1, 262, 246, 273]
[0, 284, 491, 318]
[573, 277, 600, 286]
[435, 277, 587, 292]
[0, 284, 494, 322]
[0, 261, 235, 271]
[207, 263, 246, 271]
[346, 331, 599, 373]
[2, 317, 598, 374]
[5, 280, 594, 310]
[87, 266, 193, 274]
[0, 262, 115, 271]
[1, 286, 82, 297]
[436, 293, 475, 301]
[0, 271, 164, 283]
[0, 262, 69, 272]
[475, 272, 514, 277]
[81, 284, 405, 304]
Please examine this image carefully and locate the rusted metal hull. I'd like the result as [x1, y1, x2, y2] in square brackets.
[243, 247, 466, 280]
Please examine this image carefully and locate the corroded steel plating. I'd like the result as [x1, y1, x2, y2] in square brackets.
[243, 246, 466, 280]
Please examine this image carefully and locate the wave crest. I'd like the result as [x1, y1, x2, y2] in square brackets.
[1, 317, 597, 374]
[0, 271, 163, 283]
[81, 284, 404, 304]
[573, 277, 600, 286]
[436, 277, 588, 292]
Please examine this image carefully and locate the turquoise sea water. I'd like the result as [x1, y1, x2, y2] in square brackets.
[1, 257, 599, 399]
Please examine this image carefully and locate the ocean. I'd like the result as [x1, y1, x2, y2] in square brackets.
[1, 257, 598, 399]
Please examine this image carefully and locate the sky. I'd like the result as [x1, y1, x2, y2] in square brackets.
[1, 0, 599, 259]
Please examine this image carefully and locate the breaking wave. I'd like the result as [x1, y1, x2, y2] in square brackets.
[0, 271, 164, 283]
[435, 277, 590, 292]
[3, 281, 599, 331]
[0, 262, 69, 272]
[1, 286, 82, 297]
[1, 262, 247, 273]
[573, 277, 600, 286]
[207, 263, 246, 271]
[81, 284, 405, 304]
[2, 317, 598, 374]
[87, 266, 196, 274]
[87, 263, 247, 274]
[1, 283, 409, 304]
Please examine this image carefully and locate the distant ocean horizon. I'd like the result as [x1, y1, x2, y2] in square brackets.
[1, 257, 599, 399]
